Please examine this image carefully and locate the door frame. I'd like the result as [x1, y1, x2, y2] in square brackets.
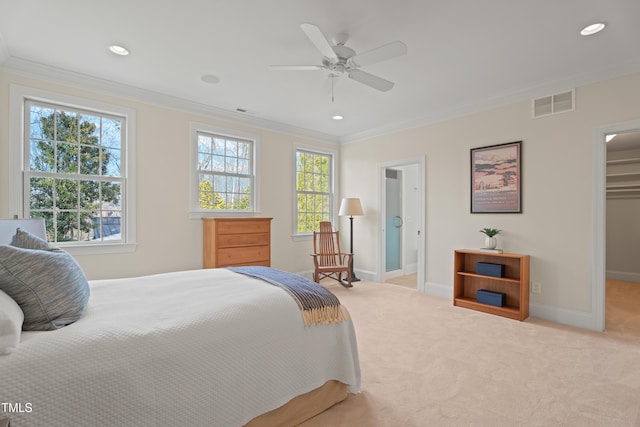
[378, 157, 426, 291]
[592, 118, 640, 331]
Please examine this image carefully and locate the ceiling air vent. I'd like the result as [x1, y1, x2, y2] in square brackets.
[532, 89, 575, 118]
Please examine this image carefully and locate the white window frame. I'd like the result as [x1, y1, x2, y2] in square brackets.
[292, 145, 337, 238]
[9, 85, 137, 255]
[189, 122, 260, 218]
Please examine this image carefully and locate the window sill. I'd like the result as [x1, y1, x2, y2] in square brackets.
[189, 210, 263, 220]
[292, 233, 313, 242]
[59, 242, 137, 256]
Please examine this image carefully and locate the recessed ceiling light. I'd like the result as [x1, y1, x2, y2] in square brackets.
[201, 74, 220, 84]
[332, 115, 344, 121]
[580, 22, 607, 36]
[108, 44, 129, 56]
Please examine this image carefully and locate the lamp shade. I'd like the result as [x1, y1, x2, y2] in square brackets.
[339, 198, 364, 216]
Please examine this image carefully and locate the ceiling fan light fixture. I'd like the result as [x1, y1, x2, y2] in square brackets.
[580, 22, 606, 36]
[201, 74, 220, 84]
[270, 23, 406, 93]
[108, 44, 129, 56]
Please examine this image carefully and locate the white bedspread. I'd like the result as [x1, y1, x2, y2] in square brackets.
[0, 268, 361, 427]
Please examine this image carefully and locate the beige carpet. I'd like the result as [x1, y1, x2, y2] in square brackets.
[301, 281, 640, 426]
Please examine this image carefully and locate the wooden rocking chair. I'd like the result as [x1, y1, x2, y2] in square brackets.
[311, 221, 353, 287]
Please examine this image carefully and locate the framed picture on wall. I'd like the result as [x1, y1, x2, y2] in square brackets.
[471, 141, 522, 213]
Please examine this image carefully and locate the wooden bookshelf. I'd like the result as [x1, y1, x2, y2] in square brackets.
[453, 249, 530, 321]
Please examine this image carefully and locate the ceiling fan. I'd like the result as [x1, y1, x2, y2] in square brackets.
[269, 23, 407, 92]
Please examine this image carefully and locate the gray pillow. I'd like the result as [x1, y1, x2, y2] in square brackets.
[11, 227, 57, 251]
[0, 245, 90, 331]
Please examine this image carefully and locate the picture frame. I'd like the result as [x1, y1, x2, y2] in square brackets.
[470, 141, 522, 213]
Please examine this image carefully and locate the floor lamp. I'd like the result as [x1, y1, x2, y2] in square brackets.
[339, 197, 364, 282]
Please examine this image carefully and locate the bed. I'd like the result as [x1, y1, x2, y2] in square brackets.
[0, 219, 361, 427]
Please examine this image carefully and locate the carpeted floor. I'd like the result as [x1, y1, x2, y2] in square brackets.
[300, 281, 640, 426]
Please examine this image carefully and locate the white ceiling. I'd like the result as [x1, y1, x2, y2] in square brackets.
[1, 0, 639, 143]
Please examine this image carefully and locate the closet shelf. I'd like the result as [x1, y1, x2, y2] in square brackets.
[606, 172, 640, 178]
[607, 184, 640, 191]
[607, 157, 640, 165]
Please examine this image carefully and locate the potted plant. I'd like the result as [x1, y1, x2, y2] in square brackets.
[479, 228, 501, 249]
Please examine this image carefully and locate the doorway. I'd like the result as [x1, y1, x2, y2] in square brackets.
[385, 168, 403, 273]
[604, 130, 640, 340]
[379, 158, 425, 291]
[593, 119, 640, 332]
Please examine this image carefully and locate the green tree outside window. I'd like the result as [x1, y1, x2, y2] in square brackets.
[27, 103, 123, 242]
[296, 150, 332, 233]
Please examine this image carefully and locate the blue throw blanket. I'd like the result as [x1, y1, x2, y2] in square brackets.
[227, 266, 349, 326]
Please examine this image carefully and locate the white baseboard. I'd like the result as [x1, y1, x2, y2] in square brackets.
[421, 281, 601, 332]
[606, 270, 640, 283]
[355, 269, 377, 282]
[529, 302, 601, 331]
[424, 282, 453, 300]
[384, 270, 404, 279]
[404, 263, 417, 274]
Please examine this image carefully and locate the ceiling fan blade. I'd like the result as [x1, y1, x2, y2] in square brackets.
[348, 69, 395, 92]
[349, 41, 407, 68]
[268, 65, 322, 71]
[300, 23, 338, 60]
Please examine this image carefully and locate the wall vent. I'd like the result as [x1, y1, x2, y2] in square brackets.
[532, 89, 575, 118]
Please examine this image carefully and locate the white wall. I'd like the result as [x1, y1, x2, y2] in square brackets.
[0, 71, 337, 279]
[340, 73, 640, 325]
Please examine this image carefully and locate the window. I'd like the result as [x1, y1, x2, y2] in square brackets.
[295, 148, 334, 234]
[10, 85, 136, 253]
[191, 123, 258, 216]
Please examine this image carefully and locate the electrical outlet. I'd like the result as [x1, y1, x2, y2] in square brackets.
[531, 282, 542, 294]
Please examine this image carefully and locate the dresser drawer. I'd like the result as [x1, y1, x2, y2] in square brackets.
[203, 217, 272, 269]
[217, 233, 269, 248]
[217, 245, 270, 266]
[217, 220, 270, 235]
[218, 259, 270, 268]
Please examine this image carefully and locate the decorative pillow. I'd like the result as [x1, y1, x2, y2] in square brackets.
[11, 227, 57, 251]
[0, 289, 24, 355]
[0, 245, 90, 331]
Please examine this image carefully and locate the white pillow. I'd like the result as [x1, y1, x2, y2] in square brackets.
[0, 289, 24, 355]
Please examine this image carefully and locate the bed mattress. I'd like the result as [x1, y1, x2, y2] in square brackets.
[0, 268, 361, 426]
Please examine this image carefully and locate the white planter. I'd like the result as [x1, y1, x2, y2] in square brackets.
[484, 236, 497, 249]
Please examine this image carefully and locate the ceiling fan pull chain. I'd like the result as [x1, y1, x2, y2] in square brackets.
[331, 74, 335, 103]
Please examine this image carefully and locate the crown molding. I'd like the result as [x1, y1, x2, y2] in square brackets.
[3, 56, 638, 147]
[339, 59, 640, 145]
[0, 32, 8, 65]
[0, 57, 340, 145]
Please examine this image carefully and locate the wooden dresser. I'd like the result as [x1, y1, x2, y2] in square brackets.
[202, 217, 272, 268]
